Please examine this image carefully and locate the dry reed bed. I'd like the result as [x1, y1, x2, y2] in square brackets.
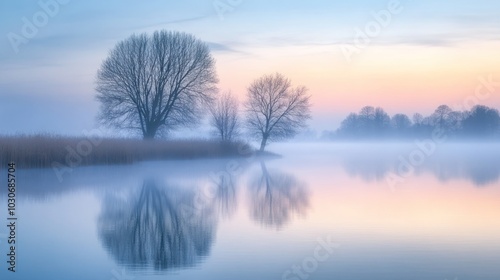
[0, 135, 250, 169]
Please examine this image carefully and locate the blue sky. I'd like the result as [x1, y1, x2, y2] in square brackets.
[1, 0, 500, 136]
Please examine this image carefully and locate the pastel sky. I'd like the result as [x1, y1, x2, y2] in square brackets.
[1, 0, 500, 135]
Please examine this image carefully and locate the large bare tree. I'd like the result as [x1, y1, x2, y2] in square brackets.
[96, 30, 218, 139]
[210, 91, 240, 141]
[245, 73, 311, 151]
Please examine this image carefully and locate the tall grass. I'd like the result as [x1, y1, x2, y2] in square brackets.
[0, 135, 252, 169]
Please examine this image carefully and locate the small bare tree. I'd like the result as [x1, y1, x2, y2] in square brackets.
[210, 91, 240, 141]
[245, 73, 311, 151]
[96, 30, 218, 139]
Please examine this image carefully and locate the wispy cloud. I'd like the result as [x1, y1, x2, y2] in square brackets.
[137, 14, 212, 30]
[207, 42, 242, 53]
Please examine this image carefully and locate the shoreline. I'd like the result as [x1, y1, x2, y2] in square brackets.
[0, 136, 257, 169]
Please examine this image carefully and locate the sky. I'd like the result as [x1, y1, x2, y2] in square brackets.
[1, 0, 500, 136]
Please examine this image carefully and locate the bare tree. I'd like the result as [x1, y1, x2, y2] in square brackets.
[245, 73, 311, 151]
[431, 105, 453, 128]
[96, 30, 218, 139]
[391, 114, 412, 131]
[210, 91, 240, 141]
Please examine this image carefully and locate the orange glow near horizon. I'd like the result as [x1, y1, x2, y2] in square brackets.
[216, 41, 500, 118]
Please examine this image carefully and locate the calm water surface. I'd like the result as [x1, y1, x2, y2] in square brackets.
[1, 143, 500, 280]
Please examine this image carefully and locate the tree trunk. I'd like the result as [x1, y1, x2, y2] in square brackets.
[143, 125, 158, 139]
[143, 133, 155, 140]
[259, 136, 268, 152]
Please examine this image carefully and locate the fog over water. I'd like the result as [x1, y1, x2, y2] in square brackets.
[1, 142, 500, 279]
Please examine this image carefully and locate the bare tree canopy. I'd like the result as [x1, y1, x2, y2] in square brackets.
[210, 91, 240, 141]
[245, 73, 311, 151]
[96, 30, 218, 139]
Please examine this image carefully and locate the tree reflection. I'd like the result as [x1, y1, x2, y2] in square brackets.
[337, 147, 500, 187]
[424, 152, 500, 186]
[98, 180, 216, 271]
[248, 162, 309, 230]
[212, 173, 237, 219]
[342, 155, 392, 182]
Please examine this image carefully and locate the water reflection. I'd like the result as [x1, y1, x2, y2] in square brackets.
[211, 171, 238, 219]
[98, 180, 216, 271]
[342, 155, 392, 182]
[425, 153, 500, 186]
[248, 162, 309, 230]
[5, 146, 500, 279]
[336, 145, 500, 186]
[96, 161, 309, 272]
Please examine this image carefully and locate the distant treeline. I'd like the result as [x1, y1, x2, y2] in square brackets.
[325, 105, 500, 140]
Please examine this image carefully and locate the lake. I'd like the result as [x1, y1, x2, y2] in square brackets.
[1, 143, 500, 280]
